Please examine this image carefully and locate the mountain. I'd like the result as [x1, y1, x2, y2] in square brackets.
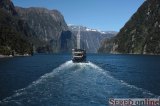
[69, 25, 117, 53]
[16, 7, 75, 53]
[0, 0, 17, 15]
[98, 37, 115, 53]
[0, 0, 33, 55]
[99, 0, 160, 55]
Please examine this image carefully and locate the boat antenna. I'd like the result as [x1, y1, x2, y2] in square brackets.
[77, 26, 80, 49]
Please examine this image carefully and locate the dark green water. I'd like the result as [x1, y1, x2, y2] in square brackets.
[0, 54, 160, 106]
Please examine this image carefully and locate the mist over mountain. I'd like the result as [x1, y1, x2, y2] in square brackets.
[99, 0, 160, 55]
[69, 25, 117, 53]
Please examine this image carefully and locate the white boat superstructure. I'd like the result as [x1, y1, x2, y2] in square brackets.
[72, 27, 86, 63]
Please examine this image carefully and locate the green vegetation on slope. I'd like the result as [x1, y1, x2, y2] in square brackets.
[99, 0, 160, 55]
[0, 8, 33, 55]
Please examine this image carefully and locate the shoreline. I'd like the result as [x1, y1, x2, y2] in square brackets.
[0, 55, 13, 58]
[116, 53, 160, 56]
[0, 54, 31, 58]
[98, 52, 160, 56]
[1, 53, 160, 58]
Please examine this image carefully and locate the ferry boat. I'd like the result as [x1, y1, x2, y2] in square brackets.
[72, 49, 86, 62]
[72, 27, 86, 63]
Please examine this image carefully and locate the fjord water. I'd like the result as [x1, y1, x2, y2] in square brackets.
[0, 54, 160, 105]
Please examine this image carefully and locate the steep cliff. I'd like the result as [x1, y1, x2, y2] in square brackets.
[16, 7, 74, 53]
[99, 0, 160, 54]
[0, 0, 33, 55]
[98, 38, 115, 53]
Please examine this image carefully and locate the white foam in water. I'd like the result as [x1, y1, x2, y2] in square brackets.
[78, 61, 158, 97]
[20, 61, 75, 89]
[88, 61, 158, 97]
[0, 61, 74, 103]
[67, 61, 157, 97]
[119, 80, 157, 97]
[98, 64, 159, 97]
[0, 60, 159, 104]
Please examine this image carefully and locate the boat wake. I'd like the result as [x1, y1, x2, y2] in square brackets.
[0, 60, 158, 105]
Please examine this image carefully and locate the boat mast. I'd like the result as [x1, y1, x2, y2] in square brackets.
[77, 26, 80, 49]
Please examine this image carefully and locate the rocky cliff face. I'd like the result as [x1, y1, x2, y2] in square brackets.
[69, 25, 117, 53]
[98, 38, 115, 53]
[100, 0, 160, 54]
[0, 0, 17, 15]
[0, 0, 33, 55]
[16, 7, 74, 53]
[115, 0, 160, 54]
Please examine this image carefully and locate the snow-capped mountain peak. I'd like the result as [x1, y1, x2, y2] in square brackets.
[68, 25, 99, 32]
